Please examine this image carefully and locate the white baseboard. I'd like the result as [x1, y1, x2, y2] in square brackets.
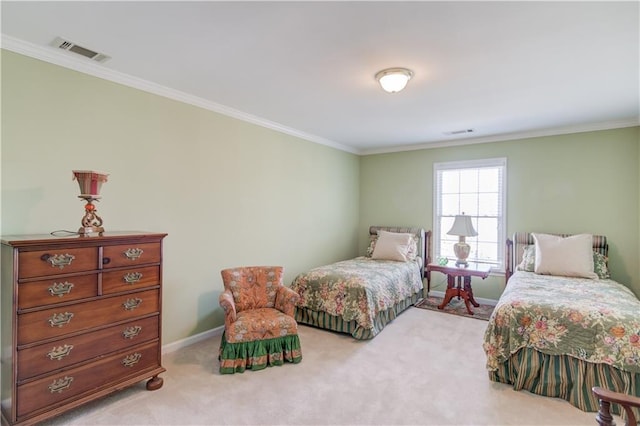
[2, 295, 500, 384]
[427, 290, 498, 306]
[162, 325, 224, 355]
[161, 291, 499, 354]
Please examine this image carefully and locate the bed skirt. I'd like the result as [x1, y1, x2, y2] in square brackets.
[295, 292, 421, 340]
[489, 347, 640, 419]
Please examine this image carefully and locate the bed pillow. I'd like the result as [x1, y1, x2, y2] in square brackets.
[518, 244, 610, 279]
[371, 230, 414, 262]
[532, 233, 598, 279]
[592, 251, 611, 279]
[406, 235, 418, 260]
[366, 235, 377, 257]
[517, 245, 536, 272]
[367, 232, 419, 260]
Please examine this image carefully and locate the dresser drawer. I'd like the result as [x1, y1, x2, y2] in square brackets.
[17, 289, 159, 346]
[16, 341, 160, 418]
[18, 274, 99, 310]
[102, 243, 161, 269]
[102, 265, 160, 294]
[18, 247, 99, 279]
[17, 315, 159, 381]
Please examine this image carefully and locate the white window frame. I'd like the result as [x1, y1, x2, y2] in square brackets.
[433, 157, 507, 272]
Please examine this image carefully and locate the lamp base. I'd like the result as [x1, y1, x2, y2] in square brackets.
[78, 196, 104, 236]
[453, 241, 471, 267]
[78, 226, 104, 236]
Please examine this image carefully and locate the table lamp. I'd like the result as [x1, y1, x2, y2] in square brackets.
[447, 214, 477, 266]
[72, 170, 109, 235]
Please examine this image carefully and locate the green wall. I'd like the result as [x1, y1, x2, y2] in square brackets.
[1, 50, 360, 344]
[2, 49, 638, 345]
[360, 127, 640, 299]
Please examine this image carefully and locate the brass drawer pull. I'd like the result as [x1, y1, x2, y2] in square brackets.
[124, 248, 144, 260]
[48, 281, 74, 297]
[123, 272, 143, 284]
[48, 312, 74, 327]
[122, 298, 142, 311]
[122, 325, 142, 339]
[47, 344, 74, 361]
[41, 253, 75, 269]
[122, 352, 142, 367]
[48, 376, 74, 393]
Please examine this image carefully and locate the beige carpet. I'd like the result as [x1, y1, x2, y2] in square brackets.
[42, 307, 605, 425]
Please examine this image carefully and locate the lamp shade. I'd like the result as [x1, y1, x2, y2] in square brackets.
[375, 68, 413, 93]
[72, 170, 109, 198]
[447, 215, 478, 237]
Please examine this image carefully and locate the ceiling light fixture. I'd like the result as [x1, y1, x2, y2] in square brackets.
[375, 68, 414, 93]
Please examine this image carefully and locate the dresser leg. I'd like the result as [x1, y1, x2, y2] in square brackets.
[146, 375, 164, 391]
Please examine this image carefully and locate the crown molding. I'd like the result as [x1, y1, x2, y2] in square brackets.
[1, 35, 359, 155]
[360, 118, 640, 156]
[3, 35, 637, 158]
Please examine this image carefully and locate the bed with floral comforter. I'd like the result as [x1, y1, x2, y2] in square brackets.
[484, 269, 640, 417]
[485, 270, 640, 372]
[291, 257, 423, 339]
[290, 226, 427, 340]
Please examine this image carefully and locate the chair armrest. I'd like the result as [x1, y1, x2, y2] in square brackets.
[275, 286, 300, 317]
[219, 290, 237, 329]
[592, 386, 640, 426]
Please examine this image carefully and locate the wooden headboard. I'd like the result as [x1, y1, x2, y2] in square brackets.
[505, 232, 608, 282]
[369, 226, 431, 277]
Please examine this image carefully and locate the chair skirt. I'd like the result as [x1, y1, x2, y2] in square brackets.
[219, 308, 302, 374]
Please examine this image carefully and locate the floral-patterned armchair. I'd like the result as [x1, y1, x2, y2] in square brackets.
[218, 266, 302, 374]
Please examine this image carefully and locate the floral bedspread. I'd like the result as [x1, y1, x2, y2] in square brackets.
[290, 257, 423, 331]
[484, 271, 640, 374]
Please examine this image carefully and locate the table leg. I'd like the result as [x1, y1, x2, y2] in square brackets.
[456, 276, 463, 299]
[464, 276, 480, 307]
[462, 296, 474, 315]
[437, 275, 457, 310]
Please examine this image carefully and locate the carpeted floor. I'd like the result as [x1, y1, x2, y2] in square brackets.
[414, 294, 495, 320]
[38, 307, 602, 425]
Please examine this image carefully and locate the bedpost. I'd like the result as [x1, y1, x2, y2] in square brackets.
[424, 230, 432, 277]
[592, 386, 640, 426]
[505, 238, 513, 284]
[595, 399, 615, 426]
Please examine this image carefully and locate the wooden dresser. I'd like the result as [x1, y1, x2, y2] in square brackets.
[0, 231, 167, 426]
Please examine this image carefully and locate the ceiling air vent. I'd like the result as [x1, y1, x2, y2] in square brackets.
[50, 37, 111, 63]
[444, 129, 474, 136]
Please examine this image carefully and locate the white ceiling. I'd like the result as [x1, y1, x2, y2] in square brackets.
[2, 1, 639, 155]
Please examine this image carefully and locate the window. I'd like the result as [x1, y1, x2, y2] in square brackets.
[433, 158, 506, 270]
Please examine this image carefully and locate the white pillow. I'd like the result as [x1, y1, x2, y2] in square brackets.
[371, 230, 413, 262]
[533, 233, 597, 279]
